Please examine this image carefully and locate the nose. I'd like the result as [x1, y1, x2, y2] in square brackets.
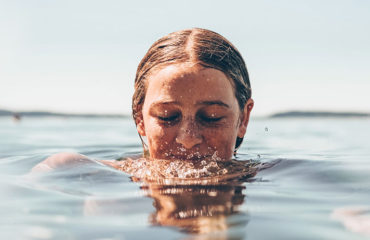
[175, 119, 202, 149]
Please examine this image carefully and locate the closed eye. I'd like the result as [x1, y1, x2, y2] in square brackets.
[198, 115, 224, 123]
[157, 114, 180, 122]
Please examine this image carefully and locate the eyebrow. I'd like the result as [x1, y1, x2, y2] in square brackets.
[196, 100, 230, 108]
[149, 101, 181, 108]
[149, 100, 230, 108]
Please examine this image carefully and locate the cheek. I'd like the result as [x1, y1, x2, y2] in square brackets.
[204, 130, 236, 149]
[204, 116, 239, 154]
[202, 122, 239, 157]
[144, 119, 176, 154]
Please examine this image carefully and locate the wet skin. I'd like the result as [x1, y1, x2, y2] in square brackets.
[137, 63, 254, 161]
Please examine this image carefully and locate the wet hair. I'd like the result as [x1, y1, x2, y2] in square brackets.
[132, 28, 251, 150]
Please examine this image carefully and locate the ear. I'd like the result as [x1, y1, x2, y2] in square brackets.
[135, 113, 146, 137]
[237, 98, 254, 138]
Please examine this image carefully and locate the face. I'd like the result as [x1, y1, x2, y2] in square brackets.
[137, 63, 253, 161]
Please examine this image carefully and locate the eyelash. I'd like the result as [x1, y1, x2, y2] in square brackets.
[157, 115, 179, 122]
[156, 114, 224, 125]
[198, 115, 223, 123]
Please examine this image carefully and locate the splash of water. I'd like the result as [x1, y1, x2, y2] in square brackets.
[117, 156, 260, 184]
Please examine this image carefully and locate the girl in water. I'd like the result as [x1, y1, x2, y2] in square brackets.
[31, 28, 257, 234]
[32, 28, 255, 180]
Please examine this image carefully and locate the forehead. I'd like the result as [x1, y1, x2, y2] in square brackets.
[144, 64, 236, 104]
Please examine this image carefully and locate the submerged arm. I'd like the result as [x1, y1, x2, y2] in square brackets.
[31, 152, 96, 173]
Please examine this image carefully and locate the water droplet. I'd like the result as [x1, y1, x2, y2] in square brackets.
[208, 191, 217, 197]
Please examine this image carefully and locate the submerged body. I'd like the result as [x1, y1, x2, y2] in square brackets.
[32, 152, 260, 183]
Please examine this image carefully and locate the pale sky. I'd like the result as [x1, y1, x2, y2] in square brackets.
[1, 0, 369, 116]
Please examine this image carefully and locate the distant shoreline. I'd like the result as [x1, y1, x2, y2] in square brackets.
[1, 109, 369, 119]
[269, 111, 370, 118]
[0, 109, 128, 118]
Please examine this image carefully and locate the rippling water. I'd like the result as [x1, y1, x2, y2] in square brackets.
[1, 116, 370, 239]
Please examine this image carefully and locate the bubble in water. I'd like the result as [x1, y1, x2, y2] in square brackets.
[207, 191, 217, 197]
[211, 151, 221, 161]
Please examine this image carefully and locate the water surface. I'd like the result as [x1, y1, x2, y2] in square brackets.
[1, 117, 369, 239]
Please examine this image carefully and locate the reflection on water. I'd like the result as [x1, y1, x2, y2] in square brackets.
[84, 157, 270, 238]
[83, 179, 251, 239]
[144, 182, 248, 235]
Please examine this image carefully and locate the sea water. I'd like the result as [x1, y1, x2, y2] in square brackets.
[1, 116, 370, 239]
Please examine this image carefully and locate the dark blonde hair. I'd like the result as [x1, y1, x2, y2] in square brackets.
[132, 28, 251, 149]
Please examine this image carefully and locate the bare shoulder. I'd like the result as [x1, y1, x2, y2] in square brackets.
[31, 152, 95, 173]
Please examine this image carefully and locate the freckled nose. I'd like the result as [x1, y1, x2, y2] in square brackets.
[175, 120, 202, 149]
